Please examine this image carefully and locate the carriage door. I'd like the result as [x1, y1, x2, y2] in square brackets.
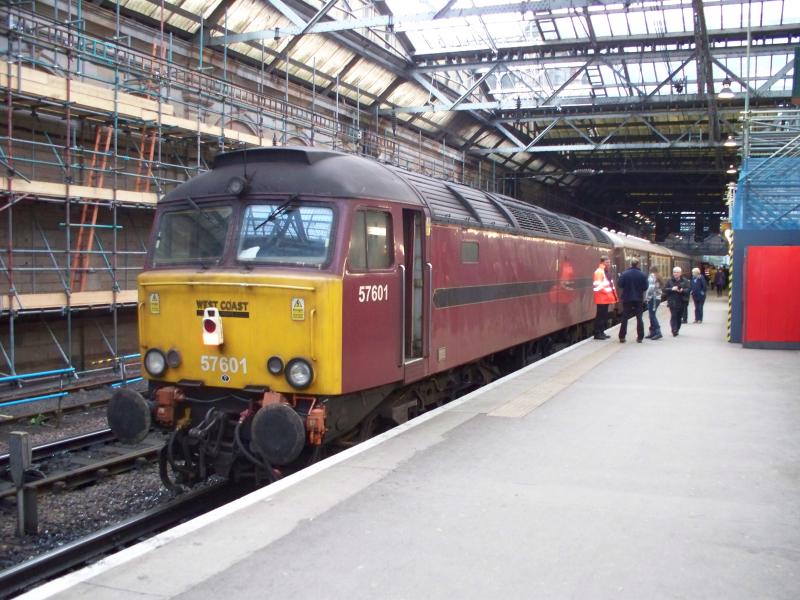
[403, 210, 425, 370]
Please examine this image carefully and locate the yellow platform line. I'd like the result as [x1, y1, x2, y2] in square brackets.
[488, 342, 622, 418]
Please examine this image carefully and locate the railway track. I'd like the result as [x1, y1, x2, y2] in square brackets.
[0, 429, 165, 499]
[0, 369, 143, 425]
[0, 482, 248, 598]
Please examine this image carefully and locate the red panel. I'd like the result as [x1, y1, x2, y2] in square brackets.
[744, 246, 800, 343]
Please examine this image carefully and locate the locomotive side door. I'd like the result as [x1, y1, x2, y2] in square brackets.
[402, 209, 428, 382]
[342, 206, 403, 392]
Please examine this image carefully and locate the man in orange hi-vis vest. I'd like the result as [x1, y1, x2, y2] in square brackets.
[593, 256, 618, 339]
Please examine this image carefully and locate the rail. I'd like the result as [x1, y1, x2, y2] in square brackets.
[0, 482, 248, 597]
[0, 429, 164, 499]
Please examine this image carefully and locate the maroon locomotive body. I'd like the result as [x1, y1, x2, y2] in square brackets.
[109, 147, 679, 489]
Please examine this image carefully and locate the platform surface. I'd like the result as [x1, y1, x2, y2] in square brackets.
[24, 298, 800, 599]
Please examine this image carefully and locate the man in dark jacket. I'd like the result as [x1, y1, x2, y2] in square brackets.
[617, 257, 649, 343]
[690, 267, 708, 323]
[663, 266, 691, 336]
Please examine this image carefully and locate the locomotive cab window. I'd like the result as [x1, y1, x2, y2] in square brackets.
[153, 205, 232, 266]
[237, 202, 334, 266]
[348, 210, 393, 270]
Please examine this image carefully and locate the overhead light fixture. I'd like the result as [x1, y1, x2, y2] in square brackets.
[724, 135, 737, 147]
[718, 77, 734, 99]
[726, 164, 737, 174]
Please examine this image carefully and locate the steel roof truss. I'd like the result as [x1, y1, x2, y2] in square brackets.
[473, 137, 725, 155]
[194, 0, 236, 39]
[670, 117, 707, 145]
[635, 117, 672, 144]
[597, 115, 634, 146]
[492, 107, 743, 125]
[267, 0, 339, 72]
[711, 57, 757, 96]
[411, 24, 799, 72]
[409, 72, 527, 148]
[597, 57, 646, 97]
[540, 58, 595, 108]
[433, 0, 458, 20]
[265, 0, 307, 28]
[206, 0, 628, 44]
[521, 117, 562, 152]
[564, 120, 596, 146]
[381, 89, 787, 116]
[756, 59, 795, 96]
[449, 64, 501, 110]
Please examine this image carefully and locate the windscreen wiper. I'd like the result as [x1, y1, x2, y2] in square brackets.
[185, 195, 223, 230]
[255, 194, 299, 231]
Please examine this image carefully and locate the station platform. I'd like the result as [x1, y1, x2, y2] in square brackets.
[23, 297, 800, 599]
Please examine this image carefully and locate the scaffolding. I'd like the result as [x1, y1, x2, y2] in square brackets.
[734, 108, 800, 230]
[0, 2, 516, 389]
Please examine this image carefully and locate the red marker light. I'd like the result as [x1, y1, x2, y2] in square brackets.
[202, 308, 224, 346]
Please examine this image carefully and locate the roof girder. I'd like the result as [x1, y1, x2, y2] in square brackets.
[412, 24, 799, 68]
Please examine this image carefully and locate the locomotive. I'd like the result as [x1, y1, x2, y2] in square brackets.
[107, 147, 689, 490]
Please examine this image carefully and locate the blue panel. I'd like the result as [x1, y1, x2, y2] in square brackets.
[734, 157, 800, 230]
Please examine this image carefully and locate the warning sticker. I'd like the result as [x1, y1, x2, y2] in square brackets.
[291, 297, 305, 321]
[149, 292, 160, 315]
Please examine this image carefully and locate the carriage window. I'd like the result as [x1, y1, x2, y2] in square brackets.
[153, 205, 232, 266]
[348, 210, 392, 270]
[461, 241, 479, 263]
[237, 202, 334, 266]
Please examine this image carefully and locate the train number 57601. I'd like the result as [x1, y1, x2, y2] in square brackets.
[200, 355, 248, 374]
[357, 284, 388, 303]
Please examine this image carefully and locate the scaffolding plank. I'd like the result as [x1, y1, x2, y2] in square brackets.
[0, 61, 173, 116]
[0, 61, 264, 146]
[1, 290, 138, 312]
[0, 178, 158, 205]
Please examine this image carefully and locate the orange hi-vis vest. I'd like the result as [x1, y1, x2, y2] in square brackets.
[593, 266, 617, 305]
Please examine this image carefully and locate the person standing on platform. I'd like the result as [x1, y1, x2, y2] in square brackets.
[592, 255, 617, 340]
[691, 267, 708, 323]
[713, 268, 726, 297]
[681, 279, 690, 324]
[617, 257, 649, 343]
[663, 266, 690, 337]
[645, 265, 663, 340]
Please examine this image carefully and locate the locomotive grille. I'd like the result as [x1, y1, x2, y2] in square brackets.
[562, 219, 592, 241]
[507, 206, 549, 235]
[539, 214, 572, 238]
[585, 225, 612, 245]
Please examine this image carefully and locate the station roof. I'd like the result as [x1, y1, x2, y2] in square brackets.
[109, 0, 800, 230]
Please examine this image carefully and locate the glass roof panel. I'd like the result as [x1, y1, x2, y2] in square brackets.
[591, 14, 612, 37]
[384, 0, 796, 109]
[761, 1, 784, 25]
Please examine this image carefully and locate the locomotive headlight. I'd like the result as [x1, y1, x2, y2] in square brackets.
[166, 349, 182, 369]
[267, 356, 284, 375]
[285, 358, 313, 389]
[144, 349, 167, 377]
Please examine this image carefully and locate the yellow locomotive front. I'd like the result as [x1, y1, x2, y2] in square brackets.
[108, 189, 345, 489]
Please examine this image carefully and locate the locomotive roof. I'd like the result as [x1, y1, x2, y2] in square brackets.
[165, 147, 418, 204]
[166, 147, 612, 247]
[604, 230, 691, 259]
